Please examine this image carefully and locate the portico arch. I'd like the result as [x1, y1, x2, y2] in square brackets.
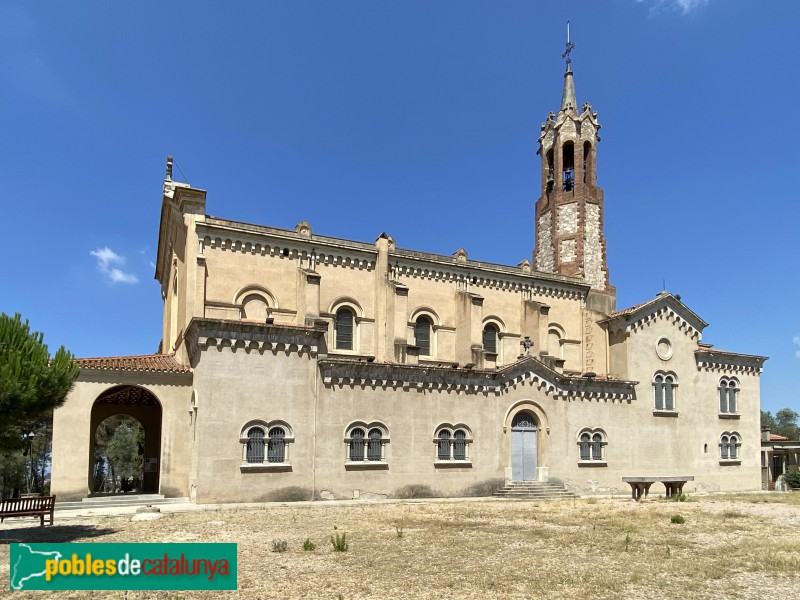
[88, 385, 162, 494]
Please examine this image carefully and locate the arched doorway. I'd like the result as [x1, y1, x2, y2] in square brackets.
[88, 385, 162, 494]
[93, 415, 145, 493]
[511, 411, 538, 481]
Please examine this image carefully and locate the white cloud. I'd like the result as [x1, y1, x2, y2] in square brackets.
[90, 247, 139, 285]
[794, 335, 800, 359]
[637, 0, 709, 15]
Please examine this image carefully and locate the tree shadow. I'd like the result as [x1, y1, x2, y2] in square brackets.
[0, 524, 118, 544]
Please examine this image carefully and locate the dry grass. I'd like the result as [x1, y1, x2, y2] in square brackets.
[1, 493, 799, 599]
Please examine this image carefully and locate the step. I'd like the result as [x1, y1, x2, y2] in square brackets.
[56, 496, 190, 511]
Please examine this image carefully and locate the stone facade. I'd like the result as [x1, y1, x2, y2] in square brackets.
[50, 59, 767, 503]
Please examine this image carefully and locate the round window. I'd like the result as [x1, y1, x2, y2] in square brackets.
[656, 337, 673, 361]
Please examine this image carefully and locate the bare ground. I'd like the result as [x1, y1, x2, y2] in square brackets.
[1, 493, 799, 599]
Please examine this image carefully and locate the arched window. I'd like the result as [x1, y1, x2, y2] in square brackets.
[367, 428, 383, 461]
[719, 378, 738, 413]
[654, 372, 677, 411]
[349, 428, 365, 462]
[240, 421, 294, 467]
[345, 423, 389, 464]
[453, 429, 467, 461]
[562, 142, 575, 191]
[437, 430, 451, 460]
[335, 307, 355, 350]
[415, 315, 433, 356]
[483, 323, 498, 354]
[246, 428, 265, 464]
[591, 433, 603, 460]
[577, 428, 607, 463]
[654, 374, 664, 409]
[267, 427, 285, 463]
[721, 433, 740, 460]
[433, 425, 472, 463]
[583, 141, 593, 184]
[579, 432, 591, 461]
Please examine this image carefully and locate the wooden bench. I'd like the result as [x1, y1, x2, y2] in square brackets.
[0, 495, 56, 526]
[622, 477, 694, 501]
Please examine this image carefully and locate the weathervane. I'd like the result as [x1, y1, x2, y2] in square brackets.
[562, 20, 575, 65]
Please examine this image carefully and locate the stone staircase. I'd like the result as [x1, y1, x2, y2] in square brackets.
[493, 480, 576, 500]
[56, 494, 190, 512]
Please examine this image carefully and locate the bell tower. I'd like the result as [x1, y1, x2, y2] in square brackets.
[533, 28, 612, 294]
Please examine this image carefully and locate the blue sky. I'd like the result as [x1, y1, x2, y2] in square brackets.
[0, 1, 797, 415]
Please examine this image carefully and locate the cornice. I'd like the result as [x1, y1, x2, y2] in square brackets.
[602, 294, 707, 341]
[695, 349, 767, 375]
[390, 254, 588, 300]
[197, 219, 378, 271]
[185, 317, 327, 362]
[319, 356, 637, 401]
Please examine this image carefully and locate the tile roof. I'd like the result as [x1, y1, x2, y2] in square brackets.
[73, 354, 191, 373]
[770, 434, 789, 441]
[607, 296, 659, 318]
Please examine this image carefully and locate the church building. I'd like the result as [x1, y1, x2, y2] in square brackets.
[51, 51, 766, 503]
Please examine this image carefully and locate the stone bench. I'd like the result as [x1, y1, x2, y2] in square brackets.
[622, 477, 694, 501]
[0, 495, 56, 526]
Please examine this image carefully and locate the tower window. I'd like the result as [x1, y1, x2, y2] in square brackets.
[583, 141, 593, 184]
[562, 142, 575, 191]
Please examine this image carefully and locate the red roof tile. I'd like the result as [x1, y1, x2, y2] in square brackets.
[73, 354, 191, 373]
[770, 434, 789, 441]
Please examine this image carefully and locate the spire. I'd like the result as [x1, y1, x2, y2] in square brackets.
[561, 61, 576, 112]
[560, 21, 577, 112]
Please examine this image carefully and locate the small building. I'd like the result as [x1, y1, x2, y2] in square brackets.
[761, 428, 800, 489]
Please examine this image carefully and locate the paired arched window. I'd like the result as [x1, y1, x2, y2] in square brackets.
[434, 425, 472, 462]
[240, 421, 293, 466]
[720, 432, 741, 460]
[578, 429, 606, 462]
[653, 372, 677, 411]
[335, 307, 355, 351]
[482, 323, 499, 354]
[345, 423, 389, 463]
[415, 316, 433, 356]
[719, 378, 738, 413]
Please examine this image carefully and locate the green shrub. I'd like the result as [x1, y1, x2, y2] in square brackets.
[302, 538, 316, 551]
[331, 532, 348, 552]
[784, 471, 800, 489]
[271, 539, 288, 552]
[670, 514, 685, 524]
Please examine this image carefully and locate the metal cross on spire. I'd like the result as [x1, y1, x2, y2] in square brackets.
[562, 20, 575, 64]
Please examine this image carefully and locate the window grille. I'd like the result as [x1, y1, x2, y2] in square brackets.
[415, 316, 432, 356]
[591, 433, 603, 460]
[453, 430, 467, 461]
[349, 428, 365, 461]
[267, 427, 285, 463]
[247, 428, 265, 463]
[335, 308, 354, 350]
[579, 433, 591, 461]
[721, 435, 729, 459]
[367, 428, 382, 461]
[437, 430, 451, 460]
